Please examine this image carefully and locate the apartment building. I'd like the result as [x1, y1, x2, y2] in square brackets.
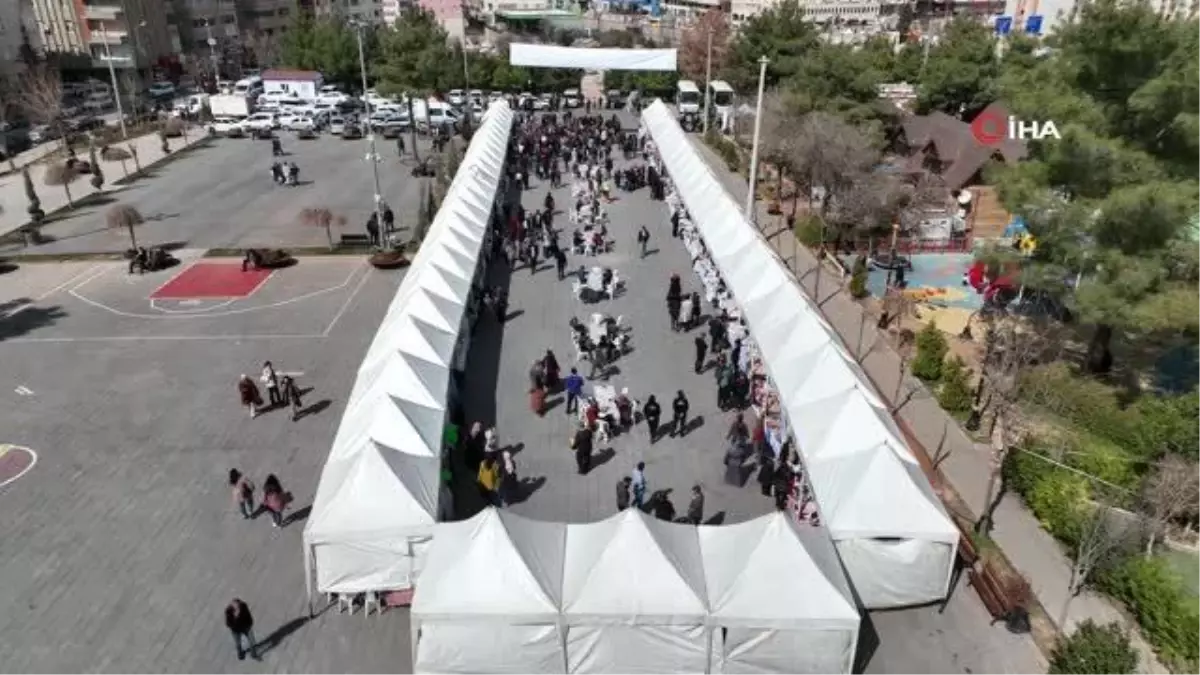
[729, 0, 905, 27]
[311, 0, 383, 23]
[0, 0, 41, 64]
[30, 0, 177, 69]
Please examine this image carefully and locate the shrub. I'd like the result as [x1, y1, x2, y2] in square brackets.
[704, 130, 741, 172]
[1048, 620, 1139, 674]
[1027, 469, 1090, 547]
[162, 117, 185, 138]
[910, 320, 949, 381]
[849, 256, 870, 298]
[795, 216, 825, 247]
[1097, 556, 1200, 671]
[43, 162, 82, 186]
[101, 146, 132, 161]
[88, 145, 104, 189]
[938, 356, 974, 415]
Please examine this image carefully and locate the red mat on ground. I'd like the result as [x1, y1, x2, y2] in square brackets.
[151, 263, 273, 299]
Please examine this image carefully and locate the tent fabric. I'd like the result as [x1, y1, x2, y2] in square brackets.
[641, 100, 958, 608]
[416, 624, 565, 674]
[565, 625, 709, 674]
[562, 509, 708, 624]
[717, 627, 856, 674]
[413, 509, 565, 622]
[699, 513, 858, 631]
[509, 43, 677, 71]
[303, 101, 514, 598]
[835, 537, 956, 609]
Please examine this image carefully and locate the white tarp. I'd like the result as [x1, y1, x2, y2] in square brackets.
[641, 100, 958, 608]
[303, 101, 514, 603]
[509, 43, 678, 71]
[700, 513, 859, 674]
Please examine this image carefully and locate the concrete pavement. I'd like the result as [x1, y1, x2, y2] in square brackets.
[687, 135, 1167, 673]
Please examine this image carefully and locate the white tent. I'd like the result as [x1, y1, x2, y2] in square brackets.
[700, 513, 860, 674]
[562, 509, 710, 674]
[303, 101, 515, 604]
[509, 43, 677, 71]
[413, 509, 567, 674]
[641, 100, 959, 608]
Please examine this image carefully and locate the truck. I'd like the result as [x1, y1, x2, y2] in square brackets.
[209, 94, 255, 119]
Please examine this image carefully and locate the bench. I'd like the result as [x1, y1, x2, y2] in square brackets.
[339, 233, 372, 247]
[968, 561, 1031, 633]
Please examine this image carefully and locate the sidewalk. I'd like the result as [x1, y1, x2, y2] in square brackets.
[689, 137, 1168, 673]
[0, 127, 209, 240]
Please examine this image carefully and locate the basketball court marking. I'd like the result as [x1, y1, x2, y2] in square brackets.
[67, 262, 366, 320]
[2, 264, 107, 319]
[0, 444, 38, 489]
[150, 263, 273, 300]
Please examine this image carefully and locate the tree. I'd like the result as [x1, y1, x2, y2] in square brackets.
[243, 30, 281, 70]
[374, 8, 455, 164]
[16, 65, 66, 151]
[22, 166, 43, 224]
[0, 76, 17, 172]
[106, 204, 145, 249]
[1140, 455, 1199, 557]
[88, 143, 104, 190]
[724, 0, 819, 91]
[279, 15, 369, 89]
[910, 320, 949, 381]
[848, 255, 869, 299]
[1049, 620, 1139, 674]
[413, 179, 434, 244]
[300, 207, 336, 250]
[938, 356, 974, 414]
[916, 15, 999, 117]
[678, 9, 732, 82]
[1060, 497, 1135, 629]
[43, 162, 82, 207]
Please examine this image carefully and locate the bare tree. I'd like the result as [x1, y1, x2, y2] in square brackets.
[43, 162, 83, 206]
[0, 74, 17, 172]
[677, 9, 731, 81]
[243, 31, 281, 70]
[758, 91, 798, 217]
[300, 207, 336, 250]
[1060, 496, 1134, 629]
[16, 65, 66, 151]
[1140, 455, 1199, 558]
[106, 204, 145, 249]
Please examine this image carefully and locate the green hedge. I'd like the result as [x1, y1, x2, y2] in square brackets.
[1004, 446, 1090, 548]
[795, 216, 824, 247]
[938, 356, 974, 415]
[1098, 556, 1200, 672]
[703, 131, 742, 172]
[911, 321, 949, 381]
[1049, 620, 1140, 674]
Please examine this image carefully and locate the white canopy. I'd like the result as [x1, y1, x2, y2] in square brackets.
[509, 43, 678, 71]
[700, 513, 859, 673]
[303, 101, 515, 601]
[641, 100, 958, 608]
[563, 508, 708, 624]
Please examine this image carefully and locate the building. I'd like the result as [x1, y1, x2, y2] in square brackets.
[311, 0, 383, 23]
[30, 0, 178, 72]
[898, 102, 1027, 191]
[0, 0, 41, 65]
[261, 67, 323, 98]
[415, 0, 465, 39]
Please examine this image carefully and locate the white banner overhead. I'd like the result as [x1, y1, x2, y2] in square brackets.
[509, 43, 678, 71]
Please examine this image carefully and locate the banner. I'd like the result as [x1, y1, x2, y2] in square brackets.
[509, 44, 677, 71]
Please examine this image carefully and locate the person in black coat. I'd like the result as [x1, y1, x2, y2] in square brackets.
[224, 598, 257, 660]
[694, 335, 708, 374]
[642, 395, 662, 442]
[574, 425, 594, 475]
[670, 390, 690, 437]
[616, 476, 632, 511]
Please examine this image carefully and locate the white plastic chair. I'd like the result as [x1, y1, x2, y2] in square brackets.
[571, 280, 584, 299]
[336, 593, 355, 615]
[364, 591, 383, 617]
[595, 419, 611, 447]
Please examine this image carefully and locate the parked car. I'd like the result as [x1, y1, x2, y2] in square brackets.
[210, 116, 245, 136]
[147, 81, 177, 99]
[289, 114, 318, 132]
[341, 124, 363, 140]
[316, 85, 349, 106]
[328, 115, 347, 135]
[243, 112, 278, 132]
[448, 89, 466, 106]
[28, 124, 60, 145]
[534, 93, 553, 110]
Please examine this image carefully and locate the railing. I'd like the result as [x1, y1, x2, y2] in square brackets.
[845, 236, 974, 255]
[82, 3, 122, 20]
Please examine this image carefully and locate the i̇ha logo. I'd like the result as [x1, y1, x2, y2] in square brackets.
[970, 109, 1061, 145]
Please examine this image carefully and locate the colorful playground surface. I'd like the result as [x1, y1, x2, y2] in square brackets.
[862, 253, 983, 310]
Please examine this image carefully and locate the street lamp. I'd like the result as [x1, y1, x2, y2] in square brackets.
[701, 27, 713, 136]
[743, 56, 769, 225]
[352, 21, 387, 251]
[461, 43, 472, 128]
[99, 24, 129, 140]
[204, 18, 220, 79]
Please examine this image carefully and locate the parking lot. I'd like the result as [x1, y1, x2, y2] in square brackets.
[0, 256, 415, 672]
[18, 131, 432, 256]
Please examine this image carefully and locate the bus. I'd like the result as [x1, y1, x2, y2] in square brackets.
[708, 80, 735, 131]
[676, 80, 701, 115]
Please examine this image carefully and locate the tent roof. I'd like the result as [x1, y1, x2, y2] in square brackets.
[563, 509, 708, 623]
[700, 512, 859, 629]
[642, 100, 957, 546]
[305, 101, 514, 553]
[414, 508, 565, 622]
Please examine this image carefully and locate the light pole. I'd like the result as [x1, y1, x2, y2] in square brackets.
[701, 27, 713, 136]
[461, 43, 472, 128]
[743, 56, 769, 225]
[99, 24, 128, 140]
[204, 19, 220, 80]
[353, 21, 387, 251]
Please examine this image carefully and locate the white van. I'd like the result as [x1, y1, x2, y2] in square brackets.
[676, 80, 701, 115]
[563, 88, 581, 108]
[233, 76, 264, 97]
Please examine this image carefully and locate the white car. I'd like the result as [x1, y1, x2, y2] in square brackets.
[210, 116, 245, 135]
[488, 90, 504, 103]
[534, 94, 552, 110]
[243, 112, 278, 131]
[316, 86, 349, 106]
[447, 89, 465, 106]
[289, 115, 317, 132]
[564, 88, 582, 108]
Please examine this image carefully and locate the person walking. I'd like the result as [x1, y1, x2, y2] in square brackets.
[396, 135, 406, 156]
[543, 350, 561, 390]
[616, 476, 632, 511]
[686, 485, 705, 524]
[757, 447, 776, 497]
[224, 598, 257, 661]
[636, 225, 650, 258]
[693, 335, 708, 374]
[642, 394, 662, 442]
[262, 473, 288, 527]
[631, 462, 647, 510]
[564, 368, 585, 415]
[237, 374, 263, 419]
[282, 375, 303, 421]
[229, 469, 255, 519]
[499, 448, 519, 506]
[689, 291, 702, 328]
[478, 457, 501, 507]
[554, 247, 567, 280]
[670, 390, 690, 437]
[260, 362, 280, 407]
[573, 424, 594, 475]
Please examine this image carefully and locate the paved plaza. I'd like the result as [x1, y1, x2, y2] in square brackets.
[1, 132, 431, 256]
[0, 113, 1042, 673]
